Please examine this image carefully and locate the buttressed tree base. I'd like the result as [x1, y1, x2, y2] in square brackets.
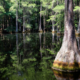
[52, 0, 80, 72]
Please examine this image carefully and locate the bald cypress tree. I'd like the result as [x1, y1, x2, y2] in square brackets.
[53, 0, 80, 72]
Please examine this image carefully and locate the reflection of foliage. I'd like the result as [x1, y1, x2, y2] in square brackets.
[22, 58, 36, 64]
[26, 36, 31, 42]
[0, 52, 7, 72]
[0, 33, 63, 80]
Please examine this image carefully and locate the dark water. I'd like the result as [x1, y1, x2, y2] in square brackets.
[0, 32, 80, 80]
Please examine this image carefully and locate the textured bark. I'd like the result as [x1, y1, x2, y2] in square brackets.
[53, 0, 80, 71]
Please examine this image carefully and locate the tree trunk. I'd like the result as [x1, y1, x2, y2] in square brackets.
[39, 3, 42, 32]
[16, 0, 18, 33]
[52, 1, 56, 33]
[19, 0, 21, 32]
[52, 20, 55, 32]
[23, 8, 25, 32]
[43, 15, 45, 33]
[53, 0, 80, 72]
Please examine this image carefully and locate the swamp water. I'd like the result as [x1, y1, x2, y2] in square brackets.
[0, 32, 80, 80]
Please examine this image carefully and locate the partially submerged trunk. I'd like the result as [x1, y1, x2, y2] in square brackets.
[53, 0, 80, 72]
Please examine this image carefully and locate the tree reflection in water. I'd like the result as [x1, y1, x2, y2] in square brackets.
[0, 33, 80, 80]
[53, 70, 80, 80]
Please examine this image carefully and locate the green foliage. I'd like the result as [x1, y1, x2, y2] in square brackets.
[46, 49, 56, 55]
[53, 5, 64, 13]
[0, 0, 79, 34]
[74, 6, 80, 12]
[40, 10, 47, 16]
[0, 6, 5, 14]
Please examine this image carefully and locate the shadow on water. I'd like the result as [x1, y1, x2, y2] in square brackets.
[53, 70, 80, 80]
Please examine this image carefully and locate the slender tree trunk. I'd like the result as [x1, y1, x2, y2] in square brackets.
[52, 20, 55, 32]
[52, 33, 55, 43]
[16, 0, 18, 33]
[19, 0, 21, 32]
[39, 3, 42, 32]
[52, 4, 56, 33]
[43, 15, 45, 33]
[53, 0, 80, 72]
[23, 8, 25, 32]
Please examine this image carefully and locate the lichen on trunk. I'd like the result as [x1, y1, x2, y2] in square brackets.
[52, 0, 80, 72]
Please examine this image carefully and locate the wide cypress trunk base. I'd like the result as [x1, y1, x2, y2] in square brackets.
[52, 0, 80, 72]
[52, 41, 80, 72]
[52, 50, 80, 72]
[52, 61, 80, 72]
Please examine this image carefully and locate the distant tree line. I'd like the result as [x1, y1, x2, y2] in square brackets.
[0, 0, 80, 33]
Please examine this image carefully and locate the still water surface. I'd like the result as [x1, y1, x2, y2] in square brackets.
[0, 32, 80, 80]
